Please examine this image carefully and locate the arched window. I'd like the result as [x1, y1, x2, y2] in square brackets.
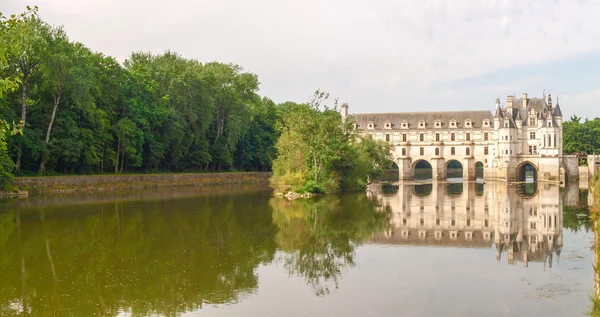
[402, 148, 406, 156]
[435, 148, 440, 156]
[466, 147, 471, 156]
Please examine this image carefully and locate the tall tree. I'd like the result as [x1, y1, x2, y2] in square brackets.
[6, 15, 50, 172]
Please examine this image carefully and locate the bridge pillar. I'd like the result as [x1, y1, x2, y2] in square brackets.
[431, 158, 445, 180]
[463, 158, 476, 181]
[397, 157, 413, 180]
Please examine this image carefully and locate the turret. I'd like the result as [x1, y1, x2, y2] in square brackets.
[554, 97, 563, 127]
[341, 103, 349, 123]
[522, 93, 528, 109]
[494, 98, 502, 129]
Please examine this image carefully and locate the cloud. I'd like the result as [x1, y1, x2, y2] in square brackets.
[561, 87, 600, 119]
[3, 0, 600, 117]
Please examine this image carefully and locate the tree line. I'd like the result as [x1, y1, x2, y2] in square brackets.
[1, 8, 279, 178]
[563, 115, 600, 156]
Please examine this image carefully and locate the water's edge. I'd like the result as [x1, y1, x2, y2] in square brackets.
[3, 172, 272, 196]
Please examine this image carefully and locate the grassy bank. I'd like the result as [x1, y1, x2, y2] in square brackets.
[2, 172, 272, 196]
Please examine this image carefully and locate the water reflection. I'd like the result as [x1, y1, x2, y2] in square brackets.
[270, 195, 391, 296]
[369, 182, 589, 268]
[0, 189, 279, 316]
[0, 182, 593, 316]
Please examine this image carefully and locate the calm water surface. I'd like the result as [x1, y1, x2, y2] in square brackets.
[0, 182, 594, 316]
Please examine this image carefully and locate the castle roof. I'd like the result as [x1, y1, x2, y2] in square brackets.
[553, 101, 563, 117]
[351, 110, 493, 130]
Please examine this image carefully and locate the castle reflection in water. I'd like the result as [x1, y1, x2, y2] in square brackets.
[368, 181, 583, 267]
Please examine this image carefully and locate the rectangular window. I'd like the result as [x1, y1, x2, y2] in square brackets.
[466, 219, 471, 227]
[484, 147, 488, 155]
[436, 133, 440, 141]
[385, 134, 390, 142]
[484, 132, 488, 141]
[466, 133, 471, 141]
[420, 147, 424, 155]
[420, 134, 424, 142]
[530, 222, 536, 229]
[451, 133, 455, 141]
[451, 147, 455, 155]
[529, 118, 535, 126]
[529, 145, 533, 154]
[402, 134, 406, 142]
[529, 132, 536, 139]
[484, 219, 489, 227]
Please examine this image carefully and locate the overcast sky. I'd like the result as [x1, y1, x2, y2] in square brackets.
[3, 0, 600, 119]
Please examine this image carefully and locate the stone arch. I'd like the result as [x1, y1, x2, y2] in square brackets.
[475, 161, 484, 179]
[412, 159, 432, 180]
[446, 159, 463, 180]
[516, 161, 538, 182]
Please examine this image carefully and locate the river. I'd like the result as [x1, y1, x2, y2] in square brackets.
[0, 182, 594, 316]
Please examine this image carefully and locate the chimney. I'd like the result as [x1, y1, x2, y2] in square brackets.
[507, 95, 514, 109]
[522, 93, 527, 109]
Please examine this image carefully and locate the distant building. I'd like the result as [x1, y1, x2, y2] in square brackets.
[343, 92, 578, 182]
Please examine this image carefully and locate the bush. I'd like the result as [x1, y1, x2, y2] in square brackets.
[301, 180, 326, 195]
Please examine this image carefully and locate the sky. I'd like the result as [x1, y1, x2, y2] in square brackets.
[3, 0, 600, 119]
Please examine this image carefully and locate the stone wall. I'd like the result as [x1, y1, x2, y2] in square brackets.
[12, 172, 272, 194]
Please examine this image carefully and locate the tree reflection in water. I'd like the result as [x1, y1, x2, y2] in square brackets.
[270, 195, 392, 296]
[0, 192, 278, 317]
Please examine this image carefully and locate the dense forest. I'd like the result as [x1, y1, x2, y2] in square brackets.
[1, 8, 280, 178]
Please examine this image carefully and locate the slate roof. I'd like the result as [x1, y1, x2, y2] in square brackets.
[497, 97, 559, 128]
[351, 110, 493, 130]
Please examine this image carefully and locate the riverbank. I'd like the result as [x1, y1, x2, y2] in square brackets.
[591, 175, 600, 316]
[1, 172, 272, 197]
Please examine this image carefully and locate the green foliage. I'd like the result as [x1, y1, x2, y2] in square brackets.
[563, 117, 600, 155]
[270, 91, 391, 194]
[0, 8, 280, 175]
[301, 180, 326, 194]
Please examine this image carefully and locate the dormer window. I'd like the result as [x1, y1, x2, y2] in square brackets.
[367, 121, 374, 130]
[483, 120, 490, 127]
[464, 119, 472, 128]
[418, 120, 426, 128]
[529, 118, 536, 126]
[384, 121, 392, 129]
[401, 120, 408, 129]
[449, 120, 457, 128]
[434, 120, 442, 128]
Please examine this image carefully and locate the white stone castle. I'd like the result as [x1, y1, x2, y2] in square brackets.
[342, 92, 582, 182]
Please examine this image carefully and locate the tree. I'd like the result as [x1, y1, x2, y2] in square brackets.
[270, 90, 391, 194]
[5, 13, 50, 172]
[39, 29, 95, 173]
